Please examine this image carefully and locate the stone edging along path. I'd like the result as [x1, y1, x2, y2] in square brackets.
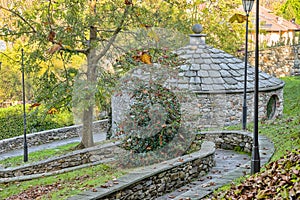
[68, 141, 216, 200]
[0, 119, 108, 154]
[160, 131, 275, 200]
[0, 141, 125, 183]
[0, 131, 274, 195]
[67, 131, 274, 200]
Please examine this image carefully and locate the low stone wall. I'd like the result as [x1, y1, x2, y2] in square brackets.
[196, 131, 253, 153]
[1, 130, 275, 199]
[0, 141, 123, 180]
[79, 131, 272, 200]
[0, 120, 109, 154]
[68, 141, 215, 200]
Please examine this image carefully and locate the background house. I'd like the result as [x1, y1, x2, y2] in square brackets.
[250, 6, 300, 48]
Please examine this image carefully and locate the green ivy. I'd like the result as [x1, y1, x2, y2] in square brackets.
[119, 83, 181, 153]
[111, 47, 185, 153]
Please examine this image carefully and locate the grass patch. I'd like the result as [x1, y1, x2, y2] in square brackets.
[185, 140, 203, 154]
[0, 142, 79, 168]
[233, 146, 251, 156]
[0, 164, 126, 200]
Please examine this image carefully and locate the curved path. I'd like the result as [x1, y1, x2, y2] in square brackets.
[0, 132, 274, 200]
[156, 134, 274, 200]
[0, 133, 106, 161]
[156, 149, 250, 200]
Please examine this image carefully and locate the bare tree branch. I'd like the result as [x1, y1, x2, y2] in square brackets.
[0, 52, 19, 63]
[0, 31, 36, 36]
[94, 5, 131, 62]
[61, 47, 88, 55]
[0, 6, 37, 33]
[47, 0, 54, 31]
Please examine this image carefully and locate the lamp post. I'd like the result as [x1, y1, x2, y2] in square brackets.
[242, 0, 254, 131]
[252, 0, 260, 174]
[1, 48, 28, 162]
[21, 49, 28, 162]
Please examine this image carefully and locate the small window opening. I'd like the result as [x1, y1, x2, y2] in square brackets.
[266, 95, 278, 119]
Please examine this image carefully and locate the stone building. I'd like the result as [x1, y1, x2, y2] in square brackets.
[111, 25, 285, 136]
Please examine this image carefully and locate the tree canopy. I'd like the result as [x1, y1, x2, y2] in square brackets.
[0, 0, 254, 147]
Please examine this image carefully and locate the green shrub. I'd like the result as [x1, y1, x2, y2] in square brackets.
[112, 47, 185, 153]
[0, 105, 74, 140]
[118, 83, 181, 153]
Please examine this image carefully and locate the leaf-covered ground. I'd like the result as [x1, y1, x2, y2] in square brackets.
[207, 149, 300, 200]
[0, 164, 125, 200]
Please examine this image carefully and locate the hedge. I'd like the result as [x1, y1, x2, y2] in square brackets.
[0, 105, 73, 140]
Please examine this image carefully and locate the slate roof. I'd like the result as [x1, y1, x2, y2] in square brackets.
[175, 34, 285, 93]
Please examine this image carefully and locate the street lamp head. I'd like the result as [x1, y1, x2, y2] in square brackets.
[242, 0, 255, 14]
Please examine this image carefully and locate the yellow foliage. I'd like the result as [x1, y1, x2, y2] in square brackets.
[140, 53, 152, 64]
[229, 13, 247, 23]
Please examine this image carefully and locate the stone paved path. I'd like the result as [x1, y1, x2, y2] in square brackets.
[0, 132, 106, 161]
[155, 134, 275, 200]
[156, 149, 251, 200]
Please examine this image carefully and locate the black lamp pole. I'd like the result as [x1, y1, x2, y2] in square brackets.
[252, 0, 260, 174]
[242, 0, 254, 131]
[21, 49, 28, 162]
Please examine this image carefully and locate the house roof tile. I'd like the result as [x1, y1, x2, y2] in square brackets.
[174, 34, 285, 93]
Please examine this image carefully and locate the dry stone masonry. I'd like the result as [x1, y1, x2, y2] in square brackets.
[0, 141, 123, 181]
[174, 26, 284, 128]
[68, 141, 215, 200]
[0, 119, 108, 154]
[248, 45, 300, 77]
[67, 130, 274, 200]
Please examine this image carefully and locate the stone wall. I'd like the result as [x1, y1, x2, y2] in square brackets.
[0, 130, 255, 181]
[1, 129, 274, 199]
[68, 141, 215, 200]
[248, 45, 300, 77]
[0, 141, 123, 180]
[196, 131, 253, 153]
[68, 130, 271, 200]
[111, 83, 284, 134]
[0, 120, 108, 154]
[196, 87, 284, 129]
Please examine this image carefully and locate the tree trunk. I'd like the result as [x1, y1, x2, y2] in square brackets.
[80, 48, 98, 148]
[78, 25, 99, 149]
[81, 103, 95, 147]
